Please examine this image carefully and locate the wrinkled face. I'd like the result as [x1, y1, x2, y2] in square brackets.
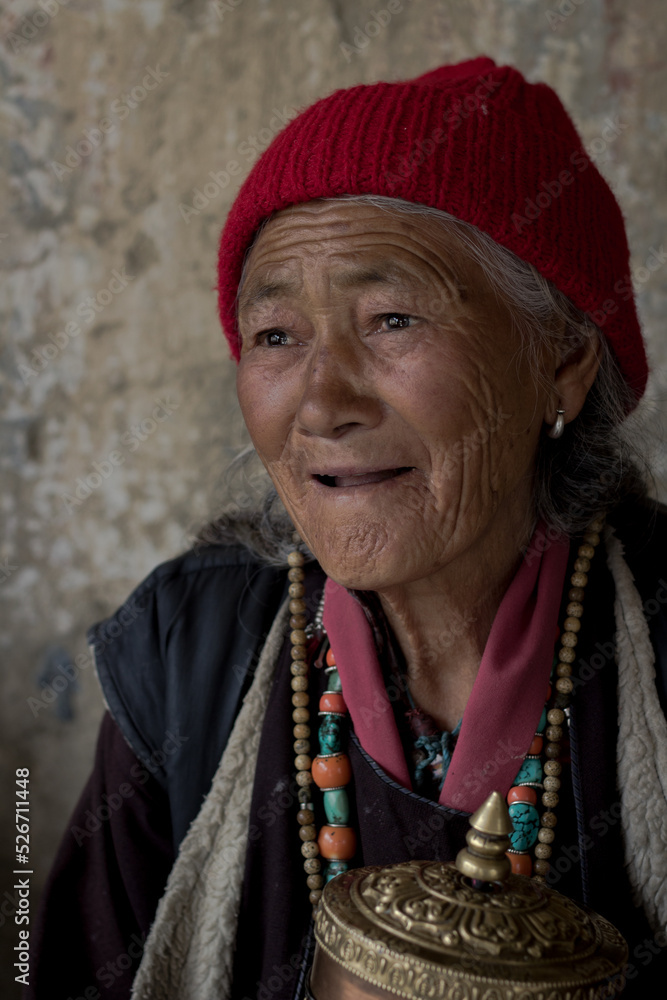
[236, 200, 551, 590]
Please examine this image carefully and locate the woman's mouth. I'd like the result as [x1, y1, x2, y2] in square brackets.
[314, 468, 414, 488]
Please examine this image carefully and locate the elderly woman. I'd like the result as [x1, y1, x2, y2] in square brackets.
[31, 58, 666, 999]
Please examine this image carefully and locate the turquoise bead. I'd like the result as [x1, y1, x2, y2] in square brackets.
[537, 707, 547, 733]
[318, 716, 341, 755]
[323, 788, 349, 825]
[326, 670, 342, 693]
[508, 801, 540, 852]
[326, 859, 348, 882]
[514, 756, 543, 786]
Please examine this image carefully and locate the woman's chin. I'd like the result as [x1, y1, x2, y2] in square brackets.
[309, 542, 432, 594]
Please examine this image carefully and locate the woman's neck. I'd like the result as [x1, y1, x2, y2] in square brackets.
[376, 512, 533, 732]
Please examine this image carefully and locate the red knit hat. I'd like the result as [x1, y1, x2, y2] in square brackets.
[217, 56, 647, 403]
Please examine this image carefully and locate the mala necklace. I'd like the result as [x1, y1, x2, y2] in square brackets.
[288, 549, 355, 915]
[505, 517, 603, 880]
[289, 517, 604, 908]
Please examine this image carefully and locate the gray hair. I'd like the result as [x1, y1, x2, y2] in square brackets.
[198, 196, 649, 564]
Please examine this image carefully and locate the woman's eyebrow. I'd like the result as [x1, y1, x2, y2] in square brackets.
[238, 260, 465, 315]
[238, 279, 295, 313]
[237, 265, 404, 315]
[333, 263, 406, 289]
[334, 261, 466, 299]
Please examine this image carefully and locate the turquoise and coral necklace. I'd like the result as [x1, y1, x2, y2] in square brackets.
[288, 518, 604, 909]
[506, 518, 603, 879]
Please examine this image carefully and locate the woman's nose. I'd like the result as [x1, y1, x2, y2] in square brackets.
[294, 337, 382, 440]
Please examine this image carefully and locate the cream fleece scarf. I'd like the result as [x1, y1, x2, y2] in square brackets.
[130, 596, 290, 1000]
[131, 539, 667, 999]
[607, 528, 667, 935]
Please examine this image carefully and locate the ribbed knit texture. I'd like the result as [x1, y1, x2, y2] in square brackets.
[217, 57, 647, 403]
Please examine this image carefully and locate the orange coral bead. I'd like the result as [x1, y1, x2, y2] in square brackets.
[507, 785, 537, 806]
[311, 753, 352, 789]
[507, 852, 533, 876]
[326, 647, 337, 667]
[528, 735, 543, 756]
[319, 692, 347, 715]
[318, 825, 357, 860]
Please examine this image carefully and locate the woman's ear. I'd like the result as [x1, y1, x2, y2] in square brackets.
[545, 333, 602, 427]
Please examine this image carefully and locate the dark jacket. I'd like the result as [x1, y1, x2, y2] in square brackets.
[29, 498, 667, 999]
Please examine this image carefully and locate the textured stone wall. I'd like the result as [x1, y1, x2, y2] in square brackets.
[1, 0, 665, 993]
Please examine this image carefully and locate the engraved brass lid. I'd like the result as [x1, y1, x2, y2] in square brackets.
[309, 793, 628, 1000]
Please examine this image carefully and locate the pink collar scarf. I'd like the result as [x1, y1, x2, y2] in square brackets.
[322, 524, 570, 814]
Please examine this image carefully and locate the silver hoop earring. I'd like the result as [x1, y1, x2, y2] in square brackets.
[547, 408, 565, 440]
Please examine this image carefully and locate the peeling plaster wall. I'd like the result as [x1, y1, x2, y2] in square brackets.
[1, 0, 665, 993]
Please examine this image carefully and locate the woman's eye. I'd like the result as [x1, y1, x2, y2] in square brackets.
[378, 313, 413, 331]
[259, 329, 289, 347]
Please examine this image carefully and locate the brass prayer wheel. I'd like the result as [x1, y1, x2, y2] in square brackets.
[307, 792, 628, 999]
